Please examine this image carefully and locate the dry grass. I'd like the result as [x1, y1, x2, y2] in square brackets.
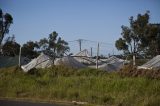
[119, 65, 160, 79]
[0, 66, 160, 106]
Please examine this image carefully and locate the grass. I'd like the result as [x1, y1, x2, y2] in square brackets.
[0, 65, 160, 106]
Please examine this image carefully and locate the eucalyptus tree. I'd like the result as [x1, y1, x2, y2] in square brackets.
[56, 37, 69, 57]
[38, 31, 69, 58]
[0, 8, 13, 46]
[115, 11, 160, 59]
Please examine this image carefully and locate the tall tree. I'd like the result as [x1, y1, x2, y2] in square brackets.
[48, 31, 58, 53]
[115, 11, 160, 58]
[0, 8, 13, 46]
[56, 37, 69, 57]
[144, 24, 160, 56]
[38, 31, 69, 58]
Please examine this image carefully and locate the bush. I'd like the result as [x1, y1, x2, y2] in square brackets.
[119, 65, 160, 79]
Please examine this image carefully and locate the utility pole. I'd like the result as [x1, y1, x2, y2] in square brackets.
[96, 43, 99, 69]
[112, 49, 114, 55]
[90, 47, 92, 57]
[77, 39, 82, 51]
[19, 45, 22, 67]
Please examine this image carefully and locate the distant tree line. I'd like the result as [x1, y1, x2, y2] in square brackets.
[0, 8, 69, 59]
[115, 11, 160, 59]
[21, 31, 69, 59]
[1, 8, 160, 60]
[1, 31, 69, 59]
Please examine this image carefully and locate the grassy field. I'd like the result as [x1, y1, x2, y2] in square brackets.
[0, 66, 160, 106]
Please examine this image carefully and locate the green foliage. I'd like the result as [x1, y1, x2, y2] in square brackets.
[2, 41, 20, 56]
[21, 41, 39, 59]
[0, 8, 13, 46]
[115, 11, 160, 57]
[38, 38, 48, 51]
[0, 66, 160, 106]
[38, 31, 70, 58]
[115, 38, 128, 51]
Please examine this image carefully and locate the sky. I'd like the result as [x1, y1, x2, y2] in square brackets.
[0, 0, 160, 55]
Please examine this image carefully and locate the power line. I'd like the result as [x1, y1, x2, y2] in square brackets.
[67, 38, 117, 56]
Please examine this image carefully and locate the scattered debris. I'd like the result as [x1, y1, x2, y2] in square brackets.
[55, 56, 86, 69]
[138, 55, 160, 70]
[72, 101, 88, 105]
[21, 53, 53, 72]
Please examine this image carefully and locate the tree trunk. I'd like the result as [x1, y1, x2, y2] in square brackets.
[0, 23, 8, 45]
[133, 54, 136, 66]
[133, 39, 136, 66]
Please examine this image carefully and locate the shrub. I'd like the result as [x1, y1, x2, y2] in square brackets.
[119, 65, 160, 79]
